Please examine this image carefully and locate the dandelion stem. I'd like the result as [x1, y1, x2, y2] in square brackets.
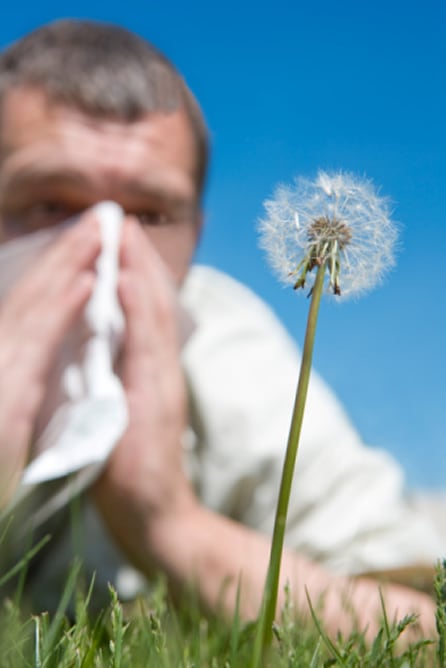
[251, 261, 326, 668]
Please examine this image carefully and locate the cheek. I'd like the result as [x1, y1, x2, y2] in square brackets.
[143, 224, 199, 285]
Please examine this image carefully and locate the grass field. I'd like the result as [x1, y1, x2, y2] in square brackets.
[1, 556, 445, 667]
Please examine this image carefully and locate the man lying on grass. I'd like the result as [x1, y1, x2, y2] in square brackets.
[0, 19, 444, 643]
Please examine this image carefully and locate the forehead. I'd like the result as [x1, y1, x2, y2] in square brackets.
[0, 87, 198, 204]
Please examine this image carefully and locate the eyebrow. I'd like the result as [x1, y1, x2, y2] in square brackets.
[0, 164, 196, 211]
[0, 165, 81, 196]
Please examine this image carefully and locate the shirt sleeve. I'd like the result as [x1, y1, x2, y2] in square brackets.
[180, 265, 446, 574]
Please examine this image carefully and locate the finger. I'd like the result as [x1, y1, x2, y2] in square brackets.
[120, 218, 179, 346]
[4, 268, 95, 362]
[1, 212, 100, 351]
[118, 220, 180, 389]
[4, 211, 101, 317]
[0, 213, 101, 386]
[120, 216, 179, 293]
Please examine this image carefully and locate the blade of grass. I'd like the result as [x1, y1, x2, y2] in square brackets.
[0, 534, 51, 588]
[41, 558, 82, 661]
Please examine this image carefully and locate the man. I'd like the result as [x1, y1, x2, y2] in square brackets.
[0, 19, 443, 640]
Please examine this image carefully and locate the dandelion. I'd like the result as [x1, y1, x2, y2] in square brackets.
[258, 170, 398, 298]
[252, 171, 399, 668]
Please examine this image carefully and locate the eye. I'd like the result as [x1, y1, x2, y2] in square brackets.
[134, 210, 170, 226]
[26, 201, 80, 228]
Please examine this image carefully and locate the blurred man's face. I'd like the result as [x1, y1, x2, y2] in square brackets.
[0, 87, 201, 283]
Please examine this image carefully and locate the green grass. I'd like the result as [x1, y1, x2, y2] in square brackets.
[1, 560, 446, 667]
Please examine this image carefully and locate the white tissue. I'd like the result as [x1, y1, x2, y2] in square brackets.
[22, 202, 128, 484]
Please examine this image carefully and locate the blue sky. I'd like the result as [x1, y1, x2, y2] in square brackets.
[1, 1, 444, 487]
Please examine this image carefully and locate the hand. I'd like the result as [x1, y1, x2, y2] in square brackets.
[92, 218, 198, 573]
[348, 575, 437, 645]
[308, 567, 437, 645]
[0, 215, 100, 506]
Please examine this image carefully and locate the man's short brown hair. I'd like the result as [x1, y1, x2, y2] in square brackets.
[0, 19, 209, 196]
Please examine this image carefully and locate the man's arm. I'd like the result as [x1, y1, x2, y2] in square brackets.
[95, 462, 436, 640]
[92, 220, 436, 641]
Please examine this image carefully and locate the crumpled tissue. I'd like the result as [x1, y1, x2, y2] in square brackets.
[0, 202, 128, 519]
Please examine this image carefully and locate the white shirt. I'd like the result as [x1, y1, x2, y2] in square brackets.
[181, 266, 446, 574]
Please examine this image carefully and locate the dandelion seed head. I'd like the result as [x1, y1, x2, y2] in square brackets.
[258, 170, 399, 299]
